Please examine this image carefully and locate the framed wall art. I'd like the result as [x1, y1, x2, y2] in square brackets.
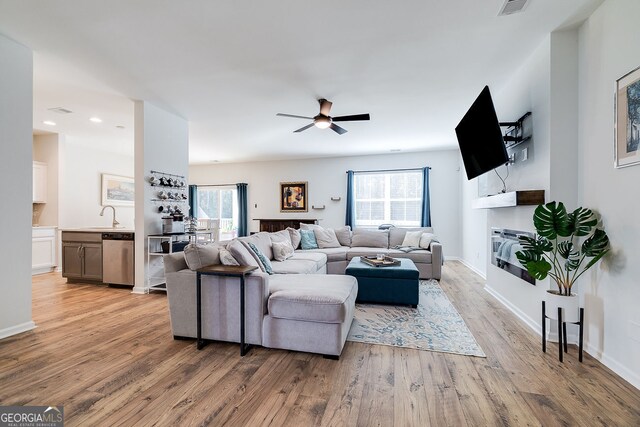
[615, 65, 640, 168]
[280, 181, 307, 212]
[101, 173, 135, 206]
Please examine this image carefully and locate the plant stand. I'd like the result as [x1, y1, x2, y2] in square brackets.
[542, 301, 585, 363]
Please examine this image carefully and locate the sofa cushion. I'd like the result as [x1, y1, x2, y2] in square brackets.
[289, 251, 327, 271]
[386, 249, 432, 263]
[334, 226, 352, 247]
[183, 243, 221, 270]
[287, 227, 302, 249]
[346, 247, 389, 260]
[268, 274, 358, 323]
[351, 229, 389, 248]
[227, 239, 261, 268]
[271, 259, 319, 274]
[314, 228, 341, 249]
[389, 227, 433, 248]
[248, 242, 274, 275]
[401, 230, 424, 247]
[300, 229, 319, 250]
[239, 232, 274, 260]
[272, 240, 295, 261]
[303, 247, 349, 262]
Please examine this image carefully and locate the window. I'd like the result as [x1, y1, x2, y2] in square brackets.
[354, 170, 423, 228]
[196, 186, 238, 240]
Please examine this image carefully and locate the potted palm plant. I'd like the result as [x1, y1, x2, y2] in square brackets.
[515, 201, 609, 322]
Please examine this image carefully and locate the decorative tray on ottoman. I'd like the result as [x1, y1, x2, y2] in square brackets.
[361, 256, 401, 267]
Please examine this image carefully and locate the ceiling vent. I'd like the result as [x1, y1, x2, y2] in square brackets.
[498, 0, 529, 16]
[48, 107, 73, 114]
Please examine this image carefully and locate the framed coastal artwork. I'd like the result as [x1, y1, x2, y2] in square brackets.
[280, 181, 307, 212]
[615, 65, 640, 168]
[101, 173, 135, 206]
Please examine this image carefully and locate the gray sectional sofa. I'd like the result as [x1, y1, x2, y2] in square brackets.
[163, 225, 442, 358]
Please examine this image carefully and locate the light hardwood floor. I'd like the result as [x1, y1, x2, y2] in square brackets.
[1, 262, 639, 426]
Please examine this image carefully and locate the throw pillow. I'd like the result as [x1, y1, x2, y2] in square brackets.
[227, 239, 260, 268]
[183, 243, 221, 270]
[334, 225, 352, 247]
[314, 228, 341, 249]
[269, 229, 292, 245]
[419, 233, 439, 249]
[272, 240, 295, 261]
[299, 229, 319, 250]
[402, 230, 424, 247]
[299, 222, 323, 231]
[219, 248, 239, 266]
[248, 242, 273, 275]
[287, 227, 302, 249]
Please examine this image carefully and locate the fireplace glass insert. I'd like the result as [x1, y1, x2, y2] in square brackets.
[491, 228, 535, 285]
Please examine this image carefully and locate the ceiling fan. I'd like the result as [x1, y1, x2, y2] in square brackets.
[277, 99, 370, 135]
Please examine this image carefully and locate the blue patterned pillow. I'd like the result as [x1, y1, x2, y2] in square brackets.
[299, 229, 319, 250]
[248, 242, 273, 275]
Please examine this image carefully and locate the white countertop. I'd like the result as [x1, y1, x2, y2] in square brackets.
[60, 227, 135, 233]
[32, 225, 57, 229]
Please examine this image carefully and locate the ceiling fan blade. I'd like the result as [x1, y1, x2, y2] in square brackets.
[332, 113, 370, 122]
[319, 99, 333, 116]
[294, 123, 315, 133]
[277, 113, 314, 120]
[330, 123, 348, 135]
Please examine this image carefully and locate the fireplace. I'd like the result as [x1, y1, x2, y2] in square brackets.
[490, 228, 535, 285]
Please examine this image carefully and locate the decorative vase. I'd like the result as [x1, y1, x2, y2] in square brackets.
[545, 290, 580, 323]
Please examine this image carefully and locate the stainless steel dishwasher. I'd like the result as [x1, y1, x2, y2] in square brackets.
[102, 232, 135, 286]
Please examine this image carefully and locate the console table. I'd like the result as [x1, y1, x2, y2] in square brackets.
[254, 218, 317, 232]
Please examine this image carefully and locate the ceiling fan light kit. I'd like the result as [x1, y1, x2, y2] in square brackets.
[277, 98, 370, 135]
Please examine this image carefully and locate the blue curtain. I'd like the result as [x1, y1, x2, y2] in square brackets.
[188, 185, 198, 218]
[345, 170, 355, 228]
[421, 167, 431, 227]
[236, 183, 248, 237]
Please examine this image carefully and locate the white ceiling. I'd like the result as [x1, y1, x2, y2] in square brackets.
[0, 0, 600, 164]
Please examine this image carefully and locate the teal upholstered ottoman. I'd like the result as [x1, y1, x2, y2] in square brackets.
[345, 257, 419, 307]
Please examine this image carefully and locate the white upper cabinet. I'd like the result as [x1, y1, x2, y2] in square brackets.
[33, 161, 47, 203]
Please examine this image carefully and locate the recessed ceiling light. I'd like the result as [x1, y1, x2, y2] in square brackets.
[90, 117, 103, 123]
[43, 121, 56, 126]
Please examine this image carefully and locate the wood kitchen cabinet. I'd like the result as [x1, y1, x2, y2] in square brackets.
[61, 232, 103, 282]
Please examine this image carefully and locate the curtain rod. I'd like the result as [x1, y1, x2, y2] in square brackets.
[346, 167, 431, 174]
[195, 183, 237, 187]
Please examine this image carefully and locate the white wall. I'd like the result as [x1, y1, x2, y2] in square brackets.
[190, 149, 462, 258]
[0, 34, 35, 338]
[58, 136, 135, 230]
[33, 133, 60, 227]
[577, 0, 640, 388]
[134, 101, 189, 293]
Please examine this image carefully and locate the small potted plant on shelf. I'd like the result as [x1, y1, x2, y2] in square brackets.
[515, 201, 610, 322]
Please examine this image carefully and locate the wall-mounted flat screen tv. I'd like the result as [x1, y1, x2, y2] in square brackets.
[455, 86, 509, 180]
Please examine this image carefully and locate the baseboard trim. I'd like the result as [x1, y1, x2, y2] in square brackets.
[456, 258, 487, 279]
[484, 285, 540, 336]
[585, 342, 640, 390]
[131, 286, 149, 295]
[0, 321, 36, 340]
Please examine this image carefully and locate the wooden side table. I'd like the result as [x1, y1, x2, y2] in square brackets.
[196, 264, 258, 356]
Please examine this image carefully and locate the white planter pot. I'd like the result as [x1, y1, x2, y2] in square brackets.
[545, 290, 580, 323]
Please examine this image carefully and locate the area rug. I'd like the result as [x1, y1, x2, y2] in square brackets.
[347, 280, 486, 357]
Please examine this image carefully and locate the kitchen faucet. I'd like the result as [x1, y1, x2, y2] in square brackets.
[100, 205, 120, 228]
